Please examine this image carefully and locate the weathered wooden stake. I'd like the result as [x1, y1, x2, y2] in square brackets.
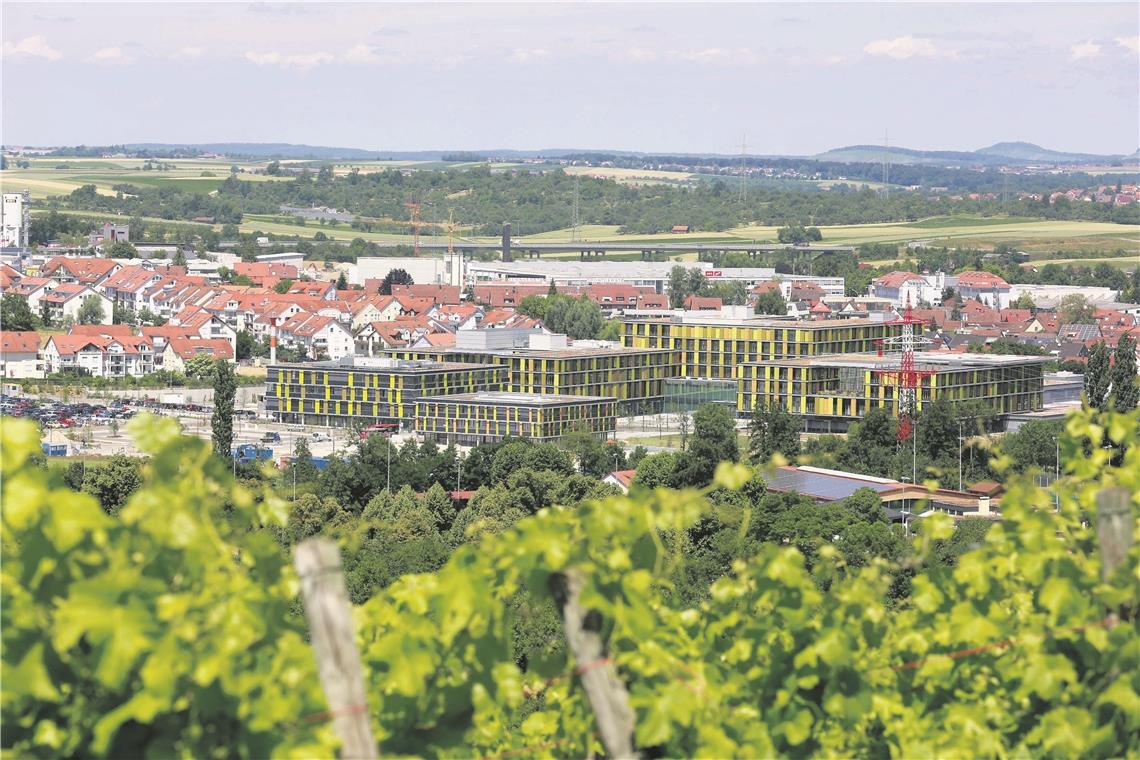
[1096, 486, 1134, 581]
[295, 537, 378, 759]
[550, 569, 638, 760]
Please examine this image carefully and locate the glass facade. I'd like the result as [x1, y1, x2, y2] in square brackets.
[387, 347, 677, 414]
[415, 394, 617, 446]
[664, 377, 738, 413]
[622, 319, 907, 380]
[737, 356, 1046, 432]
[264, 362, 508, 427]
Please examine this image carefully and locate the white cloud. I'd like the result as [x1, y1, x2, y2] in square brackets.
[624, 48, 657, 63]
[821, 54, 846, 66]
[343, 44, 389, 65]
[1069, 40, 1101, 60]
[90, 46, 134, 65]
[864, 35, 941, 59]
[2, 35, 62, 61]
[675, 47, 756, 66]
[1115, 36, 1140, 54]
[174, 46, 205, 59]
[244, 50, 334, 69]
[509, 48, 549, 64]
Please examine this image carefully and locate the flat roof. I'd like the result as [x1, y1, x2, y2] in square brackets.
[746, 351, 1049, 370]
[623, 316, 892, 329]
[419, 391, 616, 406]
[392, 345, 671, 360]
[269, 358, 503, 373]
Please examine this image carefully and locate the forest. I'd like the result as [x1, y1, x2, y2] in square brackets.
[46, 164, 1140, 237]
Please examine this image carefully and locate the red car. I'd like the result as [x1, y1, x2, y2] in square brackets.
[359, 422, 398, 440]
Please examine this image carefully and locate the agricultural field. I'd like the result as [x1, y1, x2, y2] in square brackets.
[561, 165, 696, 185]
[0, 157, 286, 200]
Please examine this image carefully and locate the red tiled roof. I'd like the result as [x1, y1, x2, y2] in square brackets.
[165, 337, 234, 360]
[872, 271, 925, 288]
[608, 469, 636, 488]
[0, 331, 40, 354]
[69, 324, 132, 337]
[957, 271, 1010, 289]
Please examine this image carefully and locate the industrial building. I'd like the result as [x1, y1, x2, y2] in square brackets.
[388, 329, 678, 414]
[737, 352, 1047, 432]
[264, 357, 507, 427]
[622, 314, 906, 380]
[1, 191, 30, 249]
[415, 391, 617, 446]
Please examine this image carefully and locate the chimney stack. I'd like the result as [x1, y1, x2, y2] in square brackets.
[501, 222, 512, 262]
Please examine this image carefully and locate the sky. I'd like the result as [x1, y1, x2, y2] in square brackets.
[2, 2, 1138, 156]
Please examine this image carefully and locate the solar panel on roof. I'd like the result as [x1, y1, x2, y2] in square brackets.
[765, 469, 897, 501]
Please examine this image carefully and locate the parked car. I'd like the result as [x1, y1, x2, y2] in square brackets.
[260, 432, 282, 443]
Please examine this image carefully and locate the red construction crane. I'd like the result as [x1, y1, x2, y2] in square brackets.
[874, 295, 934, 441]
[404, 200, 422, 257]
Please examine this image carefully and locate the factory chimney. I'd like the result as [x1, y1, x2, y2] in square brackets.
[501, 222, 512, 262]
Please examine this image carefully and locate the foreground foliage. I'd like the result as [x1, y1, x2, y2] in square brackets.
[2, 407, 1138, 757]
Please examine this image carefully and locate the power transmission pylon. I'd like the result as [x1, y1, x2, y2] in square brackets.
[882, 129, 890, 195]
[572, 175, 580, 242]
[404, 200, 422, 256]
[739, 134, 748, 207]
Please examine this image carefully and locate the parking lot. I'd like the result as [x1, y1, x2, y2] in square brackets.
[4, 393, 354, 462]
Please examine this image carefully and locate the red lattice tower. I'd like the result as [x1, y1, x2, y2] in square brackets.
[874, 295, 934, 441]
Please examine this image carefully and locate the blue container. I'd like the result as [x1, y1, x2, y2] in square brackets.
[41, 443, 68, 457]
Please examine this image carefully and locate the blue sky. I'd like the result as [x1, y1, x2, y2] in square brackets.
[2, 2, 1138, 155]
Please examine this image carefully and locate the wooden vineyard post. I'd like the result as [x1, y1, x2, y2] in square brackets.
[549, 569, 638, 760]
[1096, 486, 1134, 581]
[294, 537, 378, 759]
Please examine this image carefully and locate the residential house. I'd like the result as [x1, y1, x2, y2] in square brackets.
[390, 283, 462, 304]
[683, 295, 723, 311]
[41, 284, 113, 325]
[0, 331, 44, 378]
[603, 469, 637, 493]
[957, 271, 1012, 309]
[41, 257, 121, 287]
[348, 295, 402, 331]
[430, 303, 482, 331]
[234, 261, 298, 288]
[169, 306, 238, 351]
[286, 280, 337, 301]
[277, 311, 354, 360]
[161, 337, 235, 373]
[2, 276, 59, 313]
[43, 334, 154, 377]
[869, 271, 946, 307]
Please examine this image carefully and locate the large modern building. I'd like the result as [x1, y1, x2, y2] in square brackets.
[388, 329, 678, 414]
[737, 352, 1047, 432]
[265, 356, 507, 427]
[415, 391, 617, 446]
[622, 314, 906, 381]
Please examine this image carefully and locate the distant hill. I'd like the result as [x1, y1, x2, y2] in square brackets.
[813, 142, 1135, 167]
[121, 143, 582, 161]
[32, 141, 1139, 167]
